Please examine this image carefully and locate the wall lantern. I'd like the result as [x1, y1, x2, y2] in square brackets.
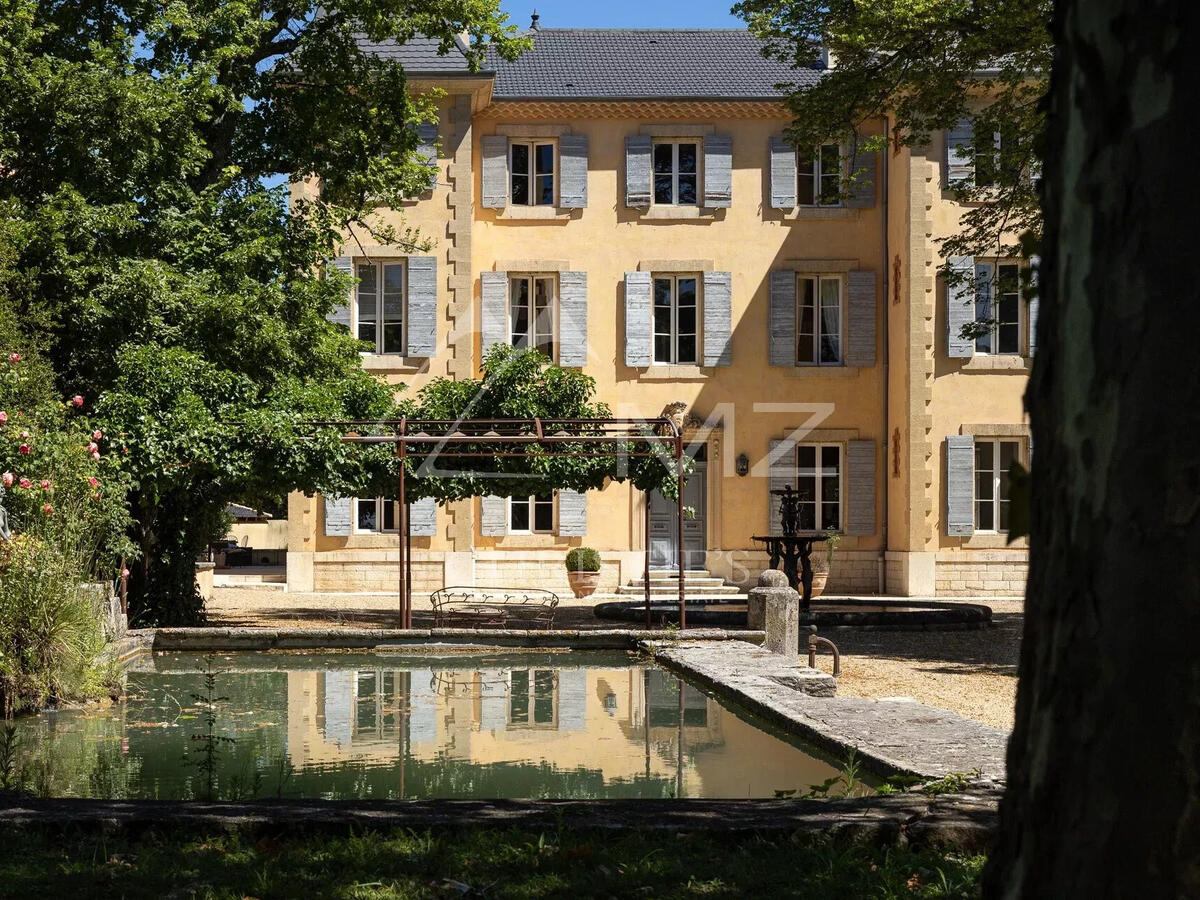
[735, 453, 750, 477]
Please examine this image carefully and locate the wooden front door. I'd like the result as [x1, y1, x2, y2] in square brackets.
[649, 446, 707, 569]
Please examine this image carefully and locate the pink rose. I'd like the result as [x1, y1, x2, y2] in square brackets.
[1, 472, 11, 487]
[18, 444, 30, 455]
[92, 430, 103, 440]
[8, 353, 19, 363]
[0, 411, 7, 425]
[18, 477, 31, 489]
[19, 430, 28, 439]
[91, 451, 100, 461]
[121, 567, 130, 578]
[87, 442, 98, 453]
[42, 503, 53, 515]
[91, 491, 101, 500]
[72, 395, 84, 407]
[39, 479, 51, 491]
[88, 476, 99, 488]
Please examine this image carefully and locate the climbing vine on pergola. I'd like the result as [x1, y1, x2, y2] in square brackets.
[301, 347, 695, 628]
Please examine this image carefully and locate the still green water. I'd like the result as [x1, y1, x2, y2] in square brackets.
[11, 650, 847, 801]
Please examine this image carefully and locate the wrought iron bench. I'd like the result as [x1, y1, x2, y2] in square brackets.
[430, 587, 560, 630]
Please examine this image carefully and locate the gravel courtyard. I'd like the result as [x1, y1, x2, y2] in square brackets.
[205, 589, 1023, 730]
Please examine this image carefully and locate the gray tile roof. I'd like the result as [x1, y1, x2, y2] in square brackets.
[484, 29, 819, 100]
[353, 34, 476, 74]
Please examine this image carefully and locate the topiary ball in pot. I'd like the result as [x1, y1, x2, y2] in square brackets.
[565, 547, 602, 598]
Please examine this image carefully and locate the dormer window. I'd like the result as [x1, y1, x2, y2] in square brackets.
[511, 141, 555, 205]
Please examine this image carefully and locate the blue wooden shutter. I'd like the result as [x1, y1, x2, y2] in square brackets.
[769, 270, 796, 366]
[326, 256, 353, 330]
[559, 135, 589, 208]
[558, 271, 588, 367]
[480, 271, 508, 358]
[767, 439, 793, 535]
[703, 134, 732, 208]
[1028, 255, 1040, 356]
[482, 135, 509, 209]
[846, 440, 877, 536]
[946, 435, 975, 537]
[702, 271, 732, 367]
[946, 118, 974, 187]
[624, 271, 652, 367]
[417, 122, 439, 191]
[409, 497, 437, 537]
[845, 269, 877, 367]
[324, 496, 351, 536]
[769, 136, 796, 209]
[406, 256, 437, 357]
[846, 141, 877, 208]
[557, 490, 587, 537]
[947, 256, 976, 358]
[625, 135, 652, 207]
[480, 496, 506, 536]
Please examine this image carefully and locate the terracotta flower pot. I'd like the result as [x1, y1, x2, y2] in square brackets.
[809, 571, 829, 598]
[567, 570, 600, 598]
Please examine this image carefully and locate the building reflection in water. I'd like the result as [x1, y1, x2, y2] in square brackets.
[285, 662, 840, 798]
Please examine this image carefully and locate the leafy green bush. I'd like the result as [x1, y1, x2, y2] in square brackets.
[0, 323, 131, 715]
[565, 547, 602, 573]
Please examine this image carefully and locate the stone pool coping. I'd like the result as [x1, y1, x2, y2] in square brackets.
[0, 789, 1001, 850]
[644, 640, 1008, 781]
[104, 627, 1008, 784]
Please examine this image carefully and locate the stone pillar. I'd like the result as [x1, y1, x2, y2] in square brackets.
[747, 569, 800, 656]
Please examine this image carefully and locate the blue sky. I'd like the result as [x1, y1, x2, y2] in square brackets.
[499, 1, 743, 30]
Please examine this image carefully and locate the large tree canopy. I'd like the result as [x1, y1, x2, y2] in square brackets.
[0, 0, 527, 623]
[738, 0, 1049, 304]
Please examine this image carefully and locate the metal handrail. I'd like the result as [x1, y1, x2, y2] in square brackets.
[807, 626, 841, 677]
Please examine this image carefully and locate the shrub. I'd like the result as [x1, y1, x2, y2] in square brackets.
[0, 324, 131, 715]
[565, 547, 602, 572]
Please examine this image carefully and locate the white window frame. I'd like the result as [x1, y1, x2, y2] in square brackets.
[651, 139, 700, 207]
[506, 669, 558, 729]
[651, 274, 700, 365]
[972, 122, 1003, 188]
[353, 497, 399, 534]
[974, 261, 1023, 356]
[795, 443, 843, 533]
[508, 494, 555, 534]
[973, 438, 1023, 533]
[797, 143, 842, 207]
[354, 260, 406, 355]
[510, 140, 556, 207]
[508, 274, 557, 360]
[795, 274, 843, 366]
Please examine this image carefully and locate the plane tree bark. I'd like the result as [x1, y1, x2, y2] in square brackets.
[985, 0, 1200, 895]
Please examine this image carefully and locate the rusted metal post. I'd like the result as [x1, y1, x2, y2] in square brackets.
[676, 433, 685, 630]
[397, 420, 408, 629]
[404, 500, 412, 629]
[644, 491, 651, 628]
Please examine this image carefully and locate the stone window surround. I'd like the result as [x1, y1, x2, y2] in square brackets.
[338, 244, 430, 373]
[957, 423, 1031, 549]
[494, 124, 575, 220]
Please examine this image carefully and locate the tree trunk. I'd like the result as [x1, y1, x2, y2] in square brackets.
[985, 1, 1200, 896]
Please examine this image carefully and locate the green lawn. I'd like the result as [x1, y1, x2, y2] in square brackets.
[0, 824, 983, 899]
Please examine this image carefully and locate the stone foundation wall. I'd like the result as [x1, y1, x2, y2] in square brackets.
[935, 551, 1028, 597]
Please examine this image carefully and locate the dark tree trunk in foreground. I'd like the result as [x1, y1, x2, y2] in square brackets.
[986, 1, 1200, 896]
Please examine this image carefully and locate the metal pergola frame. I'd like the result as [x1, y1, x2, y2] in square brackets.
[302, 417, 689, 630]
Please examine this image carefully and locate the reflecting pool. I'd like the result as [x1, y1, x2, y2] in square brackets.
[11, 650, 853, 800]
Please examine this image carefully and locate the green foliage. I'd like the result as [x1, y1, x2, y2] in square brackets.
[341, 345, 689, 503]
[738, 0, 1048, 306]
[0, 322, 131, 714]
[0, 1, 527, 623]
[0, 824, 987, 898]
[185, 657, 233, 802]
[565, 547, 602, 573]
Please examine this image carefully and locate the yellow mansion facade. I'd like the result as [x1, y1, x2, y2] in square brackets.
[285, 27, 1032, 599]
